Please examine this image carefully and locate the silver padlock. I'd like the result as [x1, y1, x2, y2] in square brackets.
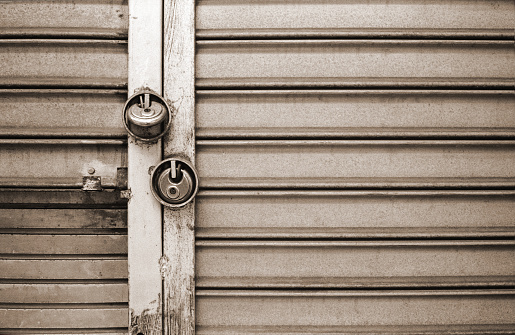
[151, 158, 199, 207]
[123, 90, 171, 141]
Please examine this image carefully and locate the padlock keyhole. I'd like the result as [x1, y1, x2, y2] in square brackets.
[151, 158, 199, 207]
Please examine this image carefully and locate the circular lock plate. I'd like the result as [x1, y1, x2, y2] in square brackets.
[122, 90, 172, 141]
[150, 158, 199, 207]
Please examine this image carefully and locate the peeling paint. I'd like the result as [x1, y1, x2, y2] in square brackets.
[130, 305, 162, 335]
[159, 255, 170, 279]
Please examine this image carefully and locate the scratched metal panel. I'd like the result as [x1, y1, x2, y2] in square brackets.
[0, 208, 127, 230]
[0, 140, 126, 188]
[196, 290, 515, 333]
[1, 0, 128, 32]
[0, 235, 127, 254]
[0, 40, 127, 86]
[0, 308, 127, 329]
[197, 0, 514, 31]
[0, 90, 126, 138]
[0, 283, 127, 304]
[196, 241, 515, 288]
[196, 91, 515, 131]
[196, 191, 515, 239]
[197, 141, 515, 179]
[0, 259, 127, 280]
[0, 189, 127, 207]
[196, 40, 515, 81]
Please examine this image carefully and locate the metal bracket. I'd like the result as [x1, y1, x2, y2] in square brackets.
[82, 176, 102, 191]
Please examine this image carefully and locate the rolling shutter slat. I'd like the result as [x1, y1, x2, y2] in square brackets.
[197, 140, 515, 179]
[1, 1, 127, 32]
[197, 90, 515, 131]
[0, 235, 126, 255]
[0, 40, 127, 87]
[197, 0, 514, 31]
[0, 141, 126, 189]
[0, 259, 127, 280]
[0, 208, 126, 230]
[197, 40, 514, 81]
[0, 284, 127, 304]
[196, 191, 515, 239]
[0, 308, 127, 329]
[0, 90, 126, 138]
[196, 241, 515, 288]
[197, 290, 515, 332]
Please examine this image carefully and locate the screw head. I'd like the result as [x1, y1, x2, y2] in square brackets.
[87, 167, 95, 175]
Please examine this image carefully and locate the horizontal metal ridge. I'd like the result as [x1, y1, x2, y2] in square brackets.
[196, 77, 515, 90]
[196, 227, 515, 240]
[197, 28, 515, 40]
[0, 228, 126, 236]
[0, 179, 82, 190]
[196, 240, 515, 248]
[195, 324, 515, 335]
[0, 77, 127, 89]
[196, 127, 515, 140]
[0, 279, 127, 284]
[0, 303, 127, 310]
[0, 28, 128, 40]
[0, 255, 127, 260]
[196, 89, 515, 95]
[197, 39, 514, 47]
[0, 139, 125, 145]
[197, 139, 515, 147]
[0, 88, 127, 95]
[199, 177, 515, 190]
[196, 289, 515, 297]
[199, 190, 515, 197]
[0, 39, 127, 46]
[0, 329, 127, 335]
[197, 276, 515, 289]
[0, 127, 126, 139]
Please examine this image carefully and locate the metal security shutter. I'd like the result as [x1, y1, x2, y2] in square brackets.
[195, 0, 515, 333]
[0, 1, 129, 333]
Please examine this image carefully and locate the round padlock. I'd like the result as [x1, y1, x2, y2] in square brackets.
[151, 158, 199, 207]
[123, 90, 172, 141]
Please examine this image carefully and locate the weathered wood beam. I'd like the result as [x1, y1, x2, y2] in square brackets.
[163, 0, 196, 334]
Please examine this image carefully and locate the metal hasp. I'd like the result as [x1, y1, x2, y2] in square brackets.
[151, 158, 199, 207]
[123, 90, 172, 141]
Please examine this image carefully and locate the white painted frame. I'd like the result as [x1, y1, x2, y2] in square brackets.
[127, 0, 163, 334]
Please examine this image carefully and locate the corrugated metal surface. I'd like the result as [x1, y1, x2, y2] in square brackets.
[196, 90, 515, 130]
[195, 0, 515, 332]
[0, 1, 128, 333]
[197, 0, 514, 32]
[196, 40, 514, 81]
[1, 0, 128, 38]
[0, 89, 126, 138]
[196, 190, 515, 239]
[196, 290, 515, 334]
[0, 190, 128, 333]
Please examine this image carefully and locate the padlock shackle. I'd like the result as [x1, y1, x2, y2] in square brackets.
[123, 90, 172, 142]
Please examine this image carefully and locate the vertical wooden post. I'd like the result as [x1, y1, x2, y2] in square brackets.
[128, 0, 163, 334]
[163, 0, 196, 334]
